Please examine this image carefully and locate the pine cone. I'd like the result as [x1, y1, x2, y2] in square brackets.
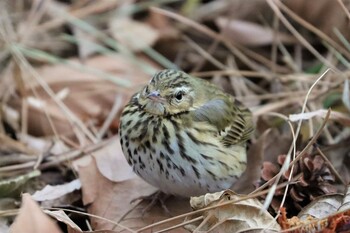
[260, 152, 337, 216]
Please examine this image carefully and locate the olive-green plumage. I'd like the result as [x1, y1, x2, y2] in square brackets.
[119, 69, 253, 197]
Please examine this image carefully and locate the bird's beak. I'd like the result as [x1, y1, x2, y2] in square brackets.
[147, 91, 164, 102]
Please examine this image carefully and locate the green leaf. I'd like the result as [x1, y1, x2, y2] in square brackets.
[305, 63, 323, 74]
[0, 170, 41, 198]
[323, 92, 341, 108]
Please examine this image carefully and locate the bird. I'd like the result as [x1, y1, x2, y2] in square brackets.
[119, 69, 253, 197]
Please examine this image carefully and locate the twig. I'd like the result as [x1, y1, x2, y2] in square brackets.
[97, 94, 124, 140]
[37, 1, 121, 32]
[150, 7, 274, 73]
[337, 0, 350, 21]
[315, 145, 347, 186]
[155, 216, 203, 233]
[47, 207, 136, 233]
[136, 182, 290, 232]
[266, 0, 338, 71]
[183, 35, 226, 70]
[277, 0, 350, 60]
[252, 108, 331, 195]
[263, 69, 332, 198]
[10, 45, 98, 143]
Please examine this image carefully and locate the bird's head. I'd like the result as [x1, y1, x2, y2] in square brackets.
[137, 69, 198, 116]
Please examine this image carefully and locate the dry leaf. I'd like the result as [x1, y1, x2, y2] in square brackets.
[298, 185, 350, 221]
[109, 17, 159, 52]
[45, 210, 82, 232]
[72, 26, 101, 61]
[20, 134, 69, 155]
[92, 136, 135, 182]
[284, 0, 350, 42]
[339, 185, 350, 212]
[10, 193, 62, 233]
[289, 109, 350, 126]
[9, 55, 152, 137]
[217, 18, 296, 46]
[0, 133, 38, 155]
[72, 137, 135, 182]
[187, 190, 281, 232]
[211, 0, 350, 43]
[77, 156, 190, 231]
[2, 105, 20, 132]
[280, 186, 350, 232]
[147, 10, 180, 40]
[32, 179, 81, 202]
[0, 218, 10, 233]
[298, 194, 343, 220]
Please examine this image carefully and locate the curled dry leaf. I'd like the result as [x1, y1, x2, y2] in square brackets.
[109, 17, 159, 52]
[289, 109, 350, 127]
[32, 179, 81, 202]
[279, 185, 350, 232]
[216, 18, 296, 46]
[298, 194, 343, 221]
[187, 190, 281, 232]
[298, 185, 350, 221]
[44, 210, 82, 232]
[339, 185, 350, 212]
[10, 193, 62, 233]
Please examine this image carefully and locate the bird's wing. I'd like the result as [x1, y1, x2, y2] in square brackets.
[223, 100, 254, 145]
[191, 97, 253, 146]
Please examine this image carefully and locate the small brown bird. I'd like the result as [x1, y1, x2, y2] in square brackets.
[119, 69, 253, 197]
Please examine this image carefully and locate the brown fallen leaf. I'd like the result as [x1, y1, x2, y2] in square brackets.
[77, 156, 191, 231]
[45, 210, 82, 232]
[0, 133, 38, 155]
[283, 0, 350, 42]
[279, 185, 350, 232]
[94, 137, 135, 182]
[9, 55, 153, 137]
[187, 190, 281, 232]
[109, 17, 159, 52]
[72, 136, 135, 182]
[298, 193, 343, 220]
[10, 193, 62, 233]
[217, 18, 296, 46]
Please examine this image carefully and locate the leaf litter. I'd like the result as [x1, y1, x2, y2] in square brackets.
[0, 0, 350, 232]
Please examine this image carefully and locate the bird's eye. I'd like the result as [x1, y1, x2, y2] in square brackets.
[175, 92, 183, 101]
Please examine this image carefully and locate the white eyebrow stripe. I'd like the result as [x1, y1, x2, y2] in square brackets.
[173, 86, 191, 93]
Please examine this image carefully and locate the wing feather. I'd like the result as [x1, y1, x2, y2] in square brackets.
[191, 97, 253, 146]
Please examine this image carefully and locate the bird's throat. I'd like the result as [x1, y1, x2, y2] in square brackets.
[144, 102, 165, 116]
